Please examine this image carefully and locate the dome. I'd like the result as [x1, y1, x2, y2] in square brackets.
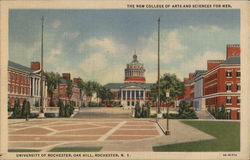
[124, 54, 145, 84]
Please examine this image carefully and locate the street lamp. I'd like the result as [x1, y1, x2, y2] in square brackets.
[165, 88, 170, 135]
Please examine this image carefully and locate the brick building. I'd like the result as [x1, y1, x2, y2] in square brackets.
[46, 73, 83, 107]
[8, 61, 47, 108]
[183, 44, 240, 120]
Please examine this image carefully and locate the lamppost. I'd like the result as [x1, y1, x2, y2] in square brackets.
[165, 88, 170, 135]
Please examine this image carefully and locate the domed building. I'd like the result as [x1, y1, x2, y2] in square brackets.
[124, 54, 145, 84]
[104, 54, 153, 109]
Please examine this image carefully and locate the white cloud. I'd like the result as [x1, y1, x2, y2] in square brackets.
[140, 29, 188, 64]
[179, 50, 225, 77]
[79, 53, 108, 73]
[209, 25, 222, 32]
[188, 25, 200, 31]
[26, 41, 40, 59]
[78, 37, 125, 55]
[46, 44, 63, 63]
[63, 32, 80, 39]
[52, 20, 61, 29]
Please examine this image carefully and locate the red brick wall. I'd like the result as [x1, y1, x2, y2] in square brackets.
[62, 73, 71, 80]
[31, 62, 40, 70]
[226, 45, 240, 58]
[207, 61, 221, 70]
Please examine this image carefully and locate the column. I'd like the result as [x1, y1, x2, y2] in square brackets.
[125, 90, 128, 100]
[32, 78, 35, 96]
[38, 79, 40, 97]
[121, 89, 123, 100]
[143, 90, 146, 100]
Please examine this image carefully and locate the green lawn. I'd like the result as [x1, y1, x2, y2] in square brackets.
[8, 149, 41, 152]
[153, 120, 240, 152]
[49, 146, 102, 152]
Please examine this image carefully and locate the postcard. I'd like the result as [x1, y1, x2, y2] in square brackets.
[0, 0, 250, 160]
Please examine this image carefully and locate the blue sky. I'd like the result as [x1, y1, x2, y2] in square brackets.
[9, 9, 240, 84]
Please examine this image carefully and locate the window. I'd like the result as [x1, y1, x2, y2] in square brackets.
[132, 101, 134, 106]
[226, 109, 231, 119]
[226, 69, 232, 78]
[236, 69, 240, 77]
[237, 110, 240, 120]
[226, 82, 232, 92]
[136, 91, 139, 98]
[132, 91, 135, 98]
[226, 96, 232, 104]
[8, 84, 10, 92]
[236, 83, 241, 91]
[126, 91, 130, 99]
[127, 101, 130, 106]
[140, 91, 144, 98]
[237, 96, 240, 104]
[122, 91, 126, 99]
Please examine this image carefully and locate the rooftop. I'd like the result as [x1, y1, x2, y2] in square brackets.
[8, 60, 34, 73]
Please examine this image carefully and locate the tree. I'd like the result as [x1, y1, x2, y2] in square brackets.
[58, 99, 65, 117]
[98, 86, 113, 106]
[8, 101, 12, 112]
[135, 102, 141, 118]
[177, 101, 197, 119]
[150, 73, 184, 107]
[12, 99, 21, 118]
[66, 79, 74, 102]
[21, 100, 30, 121]
[45, 72, 61, 106]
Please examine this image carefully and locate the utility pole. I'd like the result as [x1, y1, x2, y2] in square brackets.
[39, 16, 45, 118]
[157, 17, 161, 117]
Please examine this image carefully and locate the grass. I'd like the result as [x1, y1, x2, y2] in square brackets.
[49, 146, 102, 152]
[8, 149, 41, 152]
[153, 120, 240, 152]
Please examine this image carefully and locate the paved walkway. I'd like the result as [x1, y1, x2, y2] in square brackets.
[8, 118, 215, 152]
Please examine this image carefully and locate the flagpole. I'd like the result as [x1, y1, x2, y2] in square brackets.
[39, 16, 45, 118]
[157, 17, 161, 115]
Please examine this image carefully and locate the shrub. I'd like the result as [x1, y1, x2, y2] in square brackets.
[21, 100, 31, 120]
[58, 100, 65, 117]
[208, 105, 228, 119]
[135, 102, 141, 118]
[162, 101, 198, 119]
[88, 102, 99, 107]
[12, 100, 21, 118]
[8, 102, 12, 112]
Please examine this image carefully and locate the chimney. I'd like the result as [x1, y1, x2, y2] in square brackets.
[226, 44, 240, 58]
[62, 73, 71, 80]
[189, 73, 194, 79]
[31, 62, 40, 70]
[73, 78, 81, 83]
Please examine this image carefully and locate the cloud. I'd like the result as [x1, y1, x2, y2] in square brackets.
[188, 25, 200, 31]
[78, 37, 125, 55]
[79, 53, 108, 73]
[46, 44, 63, 63]
[140, 29, 188, 64]
[63, 32, 80, 39]
[209, 25, 222, 32]
[52, 20, 61, 29]
[179, 50, 225, 78]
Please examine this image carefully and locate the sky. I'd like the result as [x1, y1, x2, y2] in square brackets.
[9, 9, 240, 85]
